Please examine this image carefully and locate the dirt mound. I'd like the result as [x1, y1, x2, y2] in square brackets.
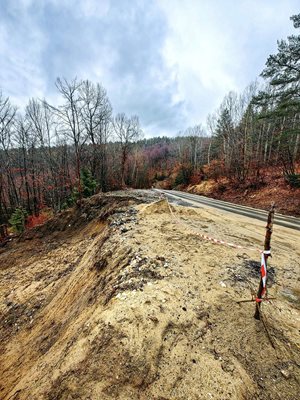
[18, 192, 146, 241]
[189, 180, 215, 195]
[139, 198, 173, 215]
[1, 190, 299, 399]
[175, 206, 198, 216]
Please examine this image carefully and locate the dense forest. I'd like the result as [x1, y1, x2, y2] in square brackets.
[1, 14, 299, 226]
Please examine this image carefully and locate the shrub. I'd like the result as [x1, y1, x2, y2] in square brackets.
[285, 173, 300, 188]
[217, 183, 227, 193]
[189, 171, 204, 185]
[62, 169, 97, 209]
[9, 207, 28, 233]
[154, 172, 167, 181]
[203, 160, 224, 182]
[174, 165, 193, 187]
[26, 209, 52, 229]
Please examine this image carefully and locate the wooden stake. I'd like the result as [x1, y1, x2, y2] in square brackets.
[254, 202, 275, 320]
[260, 310, 276, 349]
[236, 297, 276, 304]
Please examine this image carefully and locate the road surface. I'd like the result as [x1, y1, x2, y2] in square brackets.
[153, 189, 300, 231]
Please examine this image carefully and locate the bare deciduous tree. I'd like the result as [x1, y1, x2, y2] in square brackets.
[79, 80, 112, 189]
[45, 78, 86, 198]
[113, 113, 141, 186]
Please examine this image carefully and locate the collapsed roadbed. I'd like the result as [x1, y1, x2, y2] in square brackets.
[0, 190, 299, 399]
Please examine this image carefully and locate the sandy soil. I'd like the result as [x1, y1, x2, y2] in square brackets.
[0, 190, 299, 399]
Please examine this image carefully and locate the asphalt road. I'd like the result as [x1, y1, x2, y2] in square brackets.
[153, 189, 300, 231]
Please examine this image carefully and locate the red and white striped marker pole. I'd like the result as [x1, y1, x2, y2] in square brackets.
[254, 203, 275, 320]
[256, 249, 271, 302]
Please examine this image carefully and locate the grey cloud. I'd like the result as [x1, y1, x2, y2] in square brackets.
[0, 0, 187, 135]
[1, 0, 299, 136]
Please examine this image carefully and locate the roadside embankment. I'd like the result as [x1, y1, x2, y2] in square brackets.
[0, 191, 299, 399]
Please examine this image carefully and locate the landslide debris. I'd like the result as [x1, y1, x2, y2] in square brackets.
[0, 190, 299, 400]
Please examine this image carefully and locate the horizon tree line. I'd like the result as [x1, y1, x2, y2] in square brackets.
[1, 13, 299, 224]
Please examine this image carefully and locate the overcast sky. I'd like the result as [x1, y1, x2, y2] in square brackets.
[0, 0, 299, 136]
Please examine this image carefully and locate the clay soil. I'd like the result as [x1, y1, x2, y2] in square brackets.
[0, 190, 299, 399]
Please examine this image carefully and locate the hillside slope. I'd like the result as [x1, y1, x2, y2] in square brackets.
[0, 191, 299, 399]
[187, 174, 300, 217]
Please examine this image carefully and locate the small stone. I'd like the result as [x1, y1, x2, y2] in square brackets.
[258, 380, 265, 389]
[221, 361, 235, 373]
[280, 369, 291, 379]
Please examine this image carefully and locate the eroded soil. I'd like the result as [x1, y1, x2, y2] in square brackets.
[187, 174, 300, 217]
[0, 190, 299, 399]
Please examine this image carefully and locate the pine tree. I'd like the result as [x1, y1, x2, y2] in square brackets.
[215, 108, 235, 171]
[9, 207, 28, 233]
[80, 168, 97, 198]
[253, 14, 300, 178]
